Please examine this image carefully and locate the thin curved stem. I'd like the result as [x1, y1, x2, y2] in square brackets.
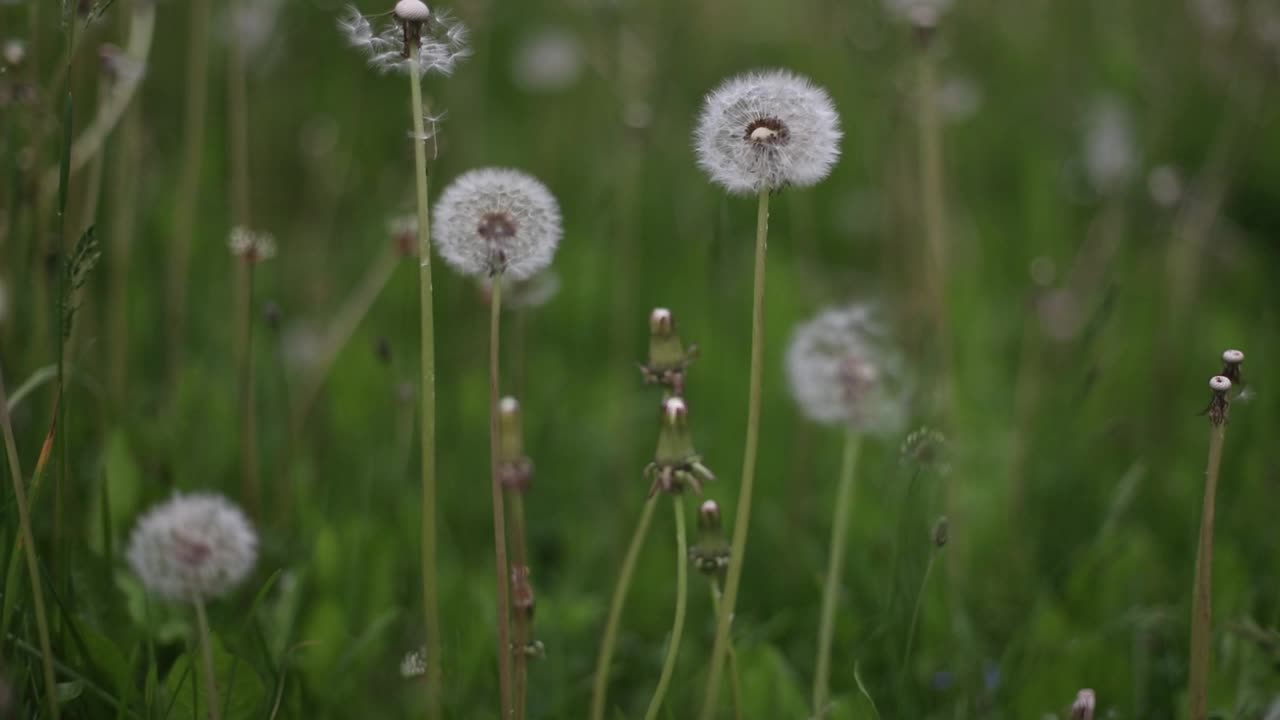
[408, 56, 443, 720]
[0, 369, 59, 719]
[193, 597, 221, 720]
[813, 430, 862, 716]
[700, 188, 770, 720]
[901, 550, 937, 678]
[709, 580, 742, 720]
[590, 495, 659, 720]
[1189, 424, 1226, 720]
[488, 277, 514, 717]
[644, 495, 688, 720]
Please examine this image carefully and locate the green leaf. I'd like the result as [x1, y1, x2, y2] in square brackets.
[164, 634, 266, 720]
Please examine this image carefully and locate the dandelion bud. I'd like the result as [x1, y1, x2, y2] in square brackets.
[698, 499, 722, 533]
[1070, 688, 1096, 720]
[646, 397, 715, 495]
[126, 493, 257, 603]
[434, 168, 562, 281]
[690, 498, 731, 577]
[641, 308, 698, 394]
[694, 70, 842, 195]
[498, 397, 534, 492]
[1220, 348, 1244, 384]
[932, 516, 949, 548]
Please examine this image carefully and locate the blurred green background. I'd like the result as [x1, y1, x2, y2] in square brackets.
[2, 0, 1279, 717]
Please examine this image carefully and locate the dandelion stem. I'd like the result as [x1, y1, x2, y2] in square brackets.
[813, 429, 862, 716]
[0, 367, 60, 720]
[902, 548, 937, 678]
[235, 260, 260, 517]
[487, 276, 515, 718]
[590, 495, 659, 720]
[509, 491, 530, 720]
[709, 580, 743, 720]
[701, 187, 770, 720]
[408, 55, 443, 720]
[193, 596, 221, 720]
[644, 495, 688, 720]
[1189, 423, 1226, 720]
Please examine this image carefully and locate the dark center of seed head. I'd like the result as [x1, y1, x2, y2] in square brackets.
[744, 117, 790, 146]
[477, 212, 517, 242]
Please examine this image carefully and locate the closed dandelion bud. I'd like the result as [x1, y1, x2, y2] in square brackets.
[641, 308, 698, 394]
[433, 168, 562, 280]
[498, 396, 534, 491]
[1221, 348, 1244, 385]
[694, 70, 842, 195]
[786, 304, 910, 434]
[690, 499, 731, 578]
[932, 516, 949, 548]
[645, 397, 716, 496]
[126, 493, 258, 603]
[1070, 688, 1096, 720]
[1205, 375, 1232, 427]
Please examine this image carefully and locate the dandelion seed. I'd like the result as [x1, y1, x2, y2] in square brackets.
[126, 493, 258, 603]
[339, 2, 470, 77]
[693, 69, 842, 195]
[400, 647, 428, 678]
[785, 304, 909, 433]
[228, 226, 277, 263]
[433, 168, 562, 280]
[1083, 96, 1138, 196]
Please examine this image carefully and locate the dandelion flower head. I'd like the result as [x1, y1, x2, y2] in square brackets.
[786, 304, 910, 433]
[694, 69, 842, 195]
[433, 168, 562, 280]
[339, 2, 470, 76]
[127, 492, 258, 603]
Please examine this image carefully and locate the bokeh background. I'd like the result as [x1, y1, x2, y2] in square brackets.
[2, 0, 1279, 717]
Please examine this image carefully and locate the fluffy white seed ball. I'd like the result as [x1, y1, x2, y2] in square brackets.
[126, 493, 258, 603]
[786, 304, 909, 433]
[694, 69, 842, 195]
[433, 168, 562, 280]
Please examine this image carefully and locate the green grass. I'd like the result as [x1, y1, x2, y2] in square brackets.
[2, 0, 1280, 717]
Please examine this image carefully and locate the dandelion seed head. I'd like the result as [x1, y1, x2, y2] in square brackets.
[1070, 689, 1096, 720]
[786, 304, 909, 433]
[4, 39, 25, 66]
[228, 226, 277, 263]
[693, 70, 842, 195]
[512, 27, 583, 93]
[1084, 96, 1138, 195]
[433, 168, 562, 280]
[400, 647, 427, 678]
[339, 4, 469, 76]
[126, 493, 258, 603]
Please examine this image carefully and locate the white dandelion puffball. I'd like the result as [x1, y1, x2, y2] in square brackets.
[433, 168, 562, 280]
[786, 304, 910, 433]
[694, 70, 842, 195]
[1083, 96, 1138, 195]
[127, 493, 258, 603]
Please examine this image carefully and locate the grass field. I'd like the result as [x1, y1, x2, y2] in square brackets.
[2, 0, 1279, 717]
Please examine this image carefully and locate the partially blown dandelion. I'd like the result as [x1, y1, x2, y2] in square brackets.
[127, 493, 258, 602]
[786, 304, 910, 433]
[339, 1, 469, 76]
[693, 70, 842, 195]
[434, 168, 563, 280]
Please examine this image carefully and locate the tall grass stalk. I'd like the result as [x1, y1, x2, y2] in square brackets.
[709, 579, 743, 720]
[408, 54, 443, 720]
[487, 278, 514, 716]
[590, 495, 659, 720]
[701, 187, 770, 720]
[0, 367, 60, 720]
[234, 259, 260, 516]
[813, 429, 862, 716]
[902, 542, 939, 676]
[1188, 422, 1227, 720]
[193, 597, 221, 720]
[165, 0, 212, 390]
[227, 0, 252, 230]
[643, 496, 688, 720]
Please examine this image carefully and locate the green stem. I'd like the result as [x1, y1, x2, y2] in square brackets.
[813, 429, 862, 716]
[509, 491, 530, 720]
[1188, 424, 1226, 720]
[0, 369, 61, 720]
[644, 495, 688, 720]
[709, 580, 743, 720]
[193, 597, 221, 720]
[236, 261, 259, 517]
[700, 187, 770, 720]
[901, 549, 937, 678]
[408, 56, 442, 720]
[488, 277, 514, 717]
[227, 0, 251, 229]
[590, 495, 659, 720]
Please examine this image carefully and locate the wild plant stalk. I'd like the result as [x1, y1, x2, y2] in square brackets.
[709, 580, 743, 720]
[643, 496, 688, 720]
[813, 429, 862, 716]
[902, 542, 939, 675]
[590, 495, 659, 720]
[107, 60, 142, 406]
[508, 492, 531, 720]
[227, 0, 252, 231]
[0, 368, 60, 720]
[193, 596, 221, 720]
[915, 42, 948, 360]
[234, 259, 260, 516]
[701, 187, 770, 720]
[165, 0, 212, 391]
[1188, 415, 1228, 720]
[486, 277, 514, 716]
[408, 54, 443, 720]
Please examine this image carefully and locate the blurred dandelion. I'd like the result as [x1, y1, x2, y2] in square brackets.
[127, 493, 258, 602]
[885, 0, 954, 27]
[339, 2, 470, 76]
[512, 27, 583, 93]
[400, 647, 428, 678]
[228, 226, 277, 263]
[1083, 96, 1138, 196]
[786, 304, 910, 434]
[1147, 165, 1183, 208]
[433, 168, 562, 280]
[694, 69, 842, 195]
[1070, 689, 1096, 720]
[479, 271, 562, 310]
